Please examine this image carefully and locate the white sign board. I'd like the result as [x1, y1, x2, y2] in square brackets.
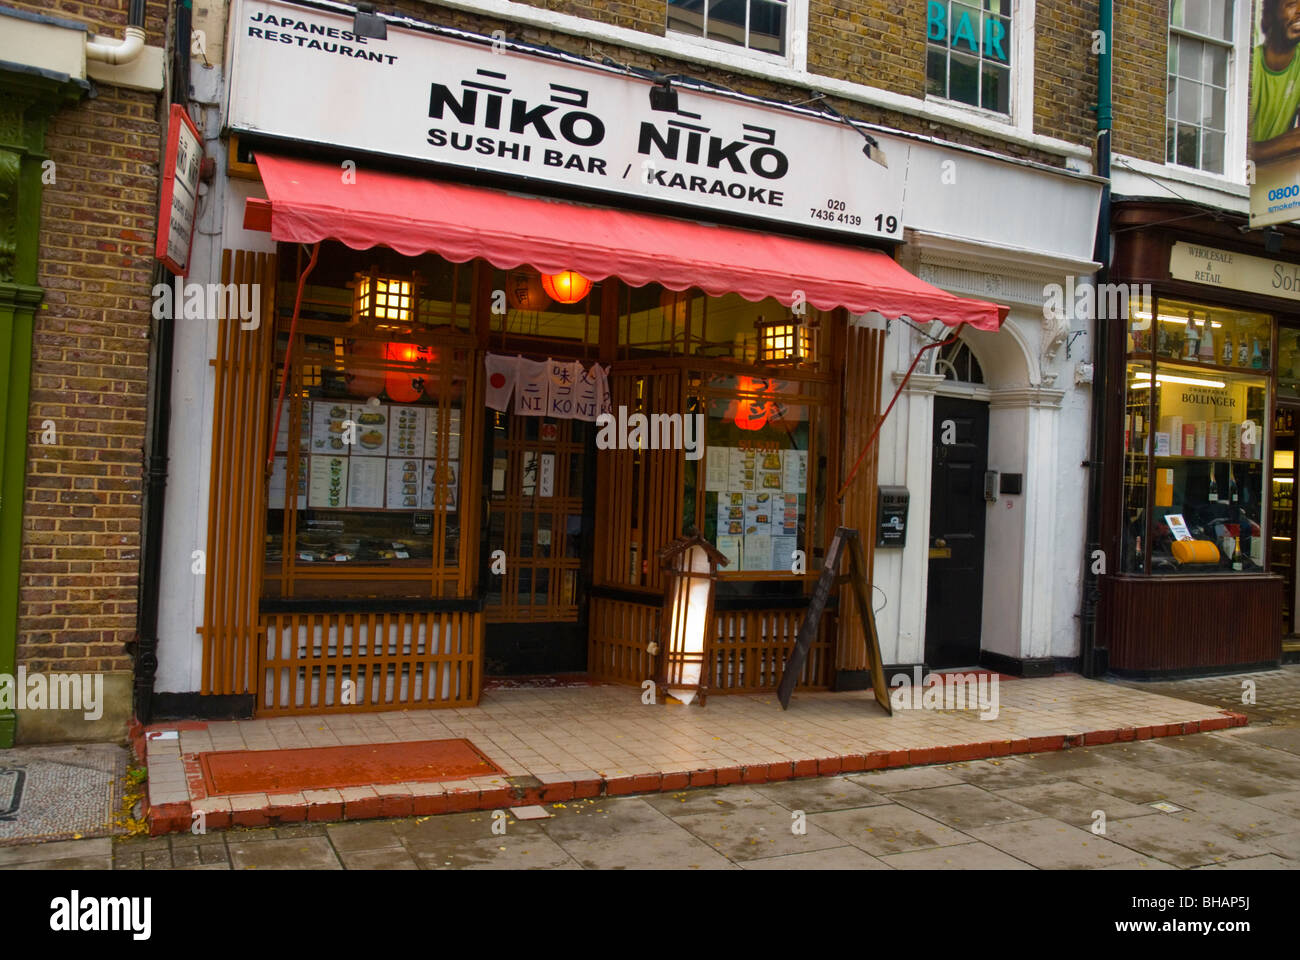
[1169, 240, 1300, 303]
[226, 0, 905, 241]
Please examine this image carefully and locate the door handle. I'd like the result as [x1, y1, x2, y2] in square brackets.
[933, 538, 947, 548]
[929, 538, 951, 559]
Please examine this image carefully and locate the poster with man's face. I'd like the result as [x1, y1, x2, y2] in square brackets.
[1251, 0, 1300, 225]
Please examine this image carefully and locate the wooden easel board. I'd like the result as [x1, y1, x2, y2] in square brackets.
[777, 527, 891, 715]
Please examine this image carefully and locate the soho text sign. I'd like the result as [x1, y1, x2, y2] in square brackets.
[1169, 241, 1300, 303]
[226, 0, 906, 241]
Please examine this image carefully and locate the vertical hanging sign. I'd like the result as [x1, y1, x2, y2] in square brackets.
[156, 104, 204, 276]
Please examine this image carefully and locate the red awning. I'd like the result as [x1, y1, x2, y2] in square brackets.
[248, 153, 1004, 330]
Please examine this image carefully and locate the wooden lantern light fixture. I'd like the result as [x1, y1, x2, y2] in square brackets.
[353, 268, 419, 329]
[654, 533, 728, 706]
[756, 313, 813, 364]
[540, 270, 592, 304]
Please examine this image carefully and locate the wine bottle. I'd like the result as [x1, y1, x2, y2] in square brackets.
[1198, 318, 1215, 361]
[1229, 465, 1239, 503]
[1232, 536, 1244, 572]
[1222, 332, 1234, 365]
[1184, 316, 1199, 360]
[1239, 336, 1250, 365]
[1208, 466, 1219, 503]
[1158, 322, 1170, 356]
[1252, 337, 1264, 369]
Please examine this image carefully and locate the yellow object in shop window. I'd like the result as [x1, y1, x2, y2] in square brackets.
[1155, 468, 1174, 508]
[1171, 540, 1220, 565]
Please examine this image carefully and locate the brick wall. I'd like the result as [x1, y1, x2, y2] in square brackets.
[1112, 0, 1167, 163]
[414, 0, 1096, 164]
[13, 0, 167, 675]
[1036, 0, 1100, 146]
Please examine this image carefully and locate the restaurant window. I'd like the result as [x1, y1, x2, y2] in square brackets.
[667, 0, 789, 56]
[490, 266, 600, 352]
[618, 284, 831, 372]
[926, 0, 1013, 114]
[264, 248, 477, 601]
[1166, 0, 1233, 174]
[1124, 295, 1271, 575]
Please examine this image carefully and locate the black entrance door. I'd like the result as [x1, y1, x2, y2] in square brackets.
[925, 396, 990, 668]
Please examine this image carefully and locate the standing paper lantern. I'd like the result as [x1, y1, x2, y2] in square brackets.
[345, 338, 388, 398]
[506, 269, 552, 311]
[654, 533, 728, 706]
[541, 270, 592, 304]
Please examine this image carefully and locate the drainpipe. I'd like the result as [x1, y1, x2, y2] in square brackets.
[132, 0, 190, 725]
[86, 0, 147, 65]
[1080, 0, 1113, 678]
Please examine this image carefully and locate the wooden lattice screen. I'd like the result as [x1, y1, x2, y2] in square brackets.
[837, 324, 886, 671]
[198, 249, 277, 695]
[592, 366, 684, 593]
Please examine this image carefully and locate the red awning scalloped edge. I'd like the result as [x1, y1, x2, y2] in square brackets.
[247, 153, 1006, 331]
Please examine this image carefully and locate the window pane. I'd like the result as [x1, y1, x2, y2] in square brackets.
[1179, 36, 1204, 79]
[1176, 78, 1200, 122]
[983, 13, 1012, 65]
[950, 2, 982, 54]
[1176, 123, 1199, 165]
[1203, 86, 1226, 130]
[667, 0, 705, 37]
[1210, 0, 1233, 40]
[1167, 73, 1177, 120]
[1167, 120, 1178, 162]
[982, 62, 1011, 112]
[1171, 0, 1185, 29]
[708, 0, 748, 46]
[1209, 46, 1228, 87]
[927, 46, 948, 96]
[984, 0, 1011, 15]
[1183, 0, 1211, 35]
[1168, 37, 1178, 76]
[1202, 130, 1225, 172]
[949, 51, 980, 106]
[750, 0, 786, 54]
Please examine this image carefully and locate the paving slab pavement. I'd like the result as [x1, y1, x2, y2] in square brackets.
[4, 706, 1297, 871]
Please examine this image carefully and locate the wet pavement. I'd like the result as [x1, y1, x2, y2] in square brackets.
[94, 721, 1300, 869]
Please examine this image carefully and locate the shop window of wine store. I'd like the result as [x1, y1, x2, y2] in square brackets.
[1123, 298, 1272, 576]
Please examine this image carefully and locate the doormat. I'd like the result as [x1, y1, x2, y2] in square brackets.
[198, 739, 504, 796]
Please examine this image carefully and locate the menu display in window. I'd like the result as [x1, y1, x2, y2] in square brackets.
[708, 446, 807, 571]
[288, 400, 461, 511]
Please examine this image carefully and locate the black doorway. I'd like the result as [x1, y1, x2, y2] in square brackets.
[925, 396, 990, 668]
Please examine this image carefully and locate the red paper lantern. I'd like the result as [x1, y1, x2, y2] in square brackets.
[506, 269, 552, 311]
[385, 342, 435, 403]
[541, 270, 592, 304]
[345, 339, 388, 398]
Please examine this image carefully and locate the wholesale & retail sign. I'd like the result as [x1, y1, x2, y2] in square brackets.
[226, 0, 906, 241]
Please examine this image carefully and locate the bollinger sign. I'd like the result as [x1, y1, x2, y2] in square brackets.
[225, 0, 905, 241]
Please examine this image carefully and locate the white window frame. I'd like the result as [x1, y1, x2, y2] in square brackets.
[1159, 0, 1251, 186]
[665, 0, 809, 71]
[922, 0, 1034, 135]
[1165, 0, 1240, 178]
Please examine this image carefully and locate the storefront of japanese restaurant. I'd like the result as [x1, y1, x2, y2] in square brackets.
[140, 0, 1046, 720]
[1101, 200, 1300, 676]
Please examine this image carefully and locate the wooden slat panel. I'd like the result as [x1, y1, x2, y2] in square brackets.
[837, 325, 885, 671]
[257, 609, 482, 715]
[199, 250, 276, 695]
[1103, 574, 1282, 672]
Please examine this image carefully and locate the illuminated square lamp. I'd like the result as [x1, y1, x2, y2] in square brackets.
[756, 315, 813, 364]
[353, 270, 417, 328]
[654, 534, 728, 707]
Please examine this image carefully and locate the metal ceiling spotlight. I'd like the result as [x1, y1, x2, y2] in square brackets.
[649, 79, 678, 112]
[353, 2, 387, 40]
